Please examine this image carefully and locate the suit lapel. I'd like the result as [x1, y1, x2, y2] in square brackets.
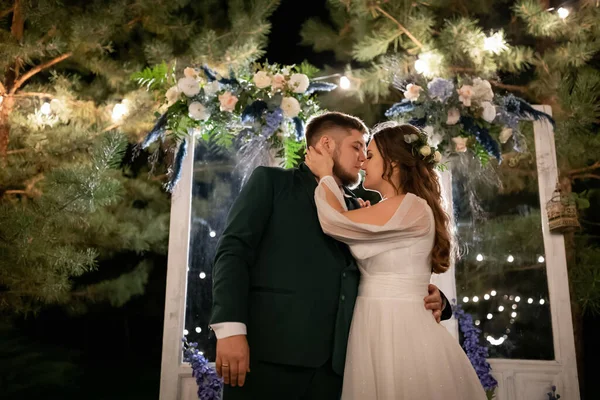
[298, 163, 318, 210]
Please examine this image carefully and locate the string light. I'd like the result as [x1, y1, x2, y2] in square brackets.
[498, 306, 504, 312]
[40, 102, 52, 115]
[557, 7, 569, 19]
[483, 32, 508, 54]
[538, 256, 545, 263]
[528, 298, 534, 304]
[539, 299, 545, 305]
[512, 304, 518, 310]
[111, 101, 129, 122]
[487, 313, 493, 320]
[199, 272, 206, 279]
[484, 294, 490, 300]
[507, 255, 514, 263]
[472, 296, 479, 302]
[209, 231, 216, 238]
[511, 312, 518, 318]
[183, 329, 189, 335]
[195, 327, 202, 333]
[339, 76, 351, 90]
[486, 335, 505, 346]
[463, 296, 469, 303]
[476, 254, 484, 262]
[491, 290, 497, 296]
[475, 320, 481, 326]
[515, 296, 521, 302]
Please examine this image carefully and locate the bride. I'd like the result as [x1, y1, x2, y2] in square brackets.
[305, 122, 487, 399]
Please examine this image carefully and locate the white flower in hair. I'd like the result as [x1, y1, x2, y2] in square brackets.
[178, 77, 200, 97]
[404, 133, 419, 143]
[253, 71, 272, 88]
[419, 146, 432, 157]
[289, 73, 310, 93]
[188, 102, 210, 121]
[433, 151, 443, 162]
[281, 96, 301, 117]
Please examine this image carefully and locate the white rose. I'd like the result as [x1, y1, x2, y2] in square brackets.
[289, 73, 310, 93]
[188, 102, 210, 121]
[203, 81, 220, 96]
[404, 133, 420, 143]
[178, 77, 200, 97]
[472, 78, 494, 102]
[271, 74, 286, 91]
[446, 107, 460, 125]
[404, 84, 422, 102]
[419, 146, 432, 157]
[165, 85, 181, 105]
[433, 151, 443, 162]
[481, 101, 497, 122]
[281, 96, 301, 118]
[457, 85, 474, 107]
[499, 127, 513, 143]
[218, 91, 239, 112]
[184, 67, 198, 78]
[253, 71, 272, 89]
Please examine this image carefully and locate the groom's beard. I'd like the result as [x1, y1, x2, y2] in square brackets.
[332, 150, 361, 188]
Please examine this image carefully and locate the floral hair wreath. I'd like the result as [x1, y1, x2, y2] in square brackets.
[403, 128, 445, 171]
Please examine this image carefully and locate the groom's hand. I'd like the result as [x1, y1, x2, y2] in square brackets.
[216, 335, 250, 387]
[424, 284, 443, 323]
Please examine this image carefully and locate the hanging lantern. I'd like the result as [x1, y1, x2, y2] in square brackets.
[546, 183, 580, 233]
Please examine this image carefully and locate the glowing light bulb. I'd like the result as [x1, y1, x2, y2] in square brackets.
[507, 255, 514, 263]
[538, 256, 545, 263]
[491, 290, 497, 296]
[528, 298, 534, 304]
[40, 102, 52, 115]
[209, 231, 216, 238]
[199, 272, 206, 279]
[462, 296, 469, 303]
[472, 296, 479, 302]
[557, 7, 569, 19]
[183, 329, 189, 335]
[475, 320, 480, 326]
[484, 294, 490, 300]
[498, 306, 504, 312]
[111, 101, 129, 122]
[195, 327, 202, 333]
[487, 313, 493, 320]
[484, 32, 508, 54]
[511, 312, 517, 318]
[476, 254, 484, 262]
[515, 296, 521, 302]
[512, 304, 517, 310]
[539, 299, 545, 305]
[339, 76, 351, 90]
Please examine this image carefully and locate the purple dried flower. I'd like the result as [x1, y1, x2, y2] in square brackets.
[182, 336, 223, 399]
[427, 78, 455, 102]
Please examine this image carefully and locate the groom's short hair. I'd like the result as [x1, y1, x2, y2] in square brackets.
[305, 112, 368, 147]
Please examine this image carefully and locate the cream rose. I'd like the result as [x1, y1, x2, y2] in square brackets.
[457, 85, 474, 107]
[472, 78, 494, 102]
[178, 77, 200, 97]
[404, 84, 422, 102]
[404, 133, 419, 144]
[452, 137, 468, 152]
[446, 107, 461, 125]
[419, 146, 432, 157]
[271, 74, 286, 91]
[165, 85, 181, 106]
[188, 102, 210, 121]
[218, 91, 239, 112]
[433, 151, 443, 162]
[184, 67, 198, 78]
[281, 96, 301, 118]
[499, 127, 513, 143]
[481, 101, 496, 122]
[253, 71, 272, 89]
[289, 73, 310, 93]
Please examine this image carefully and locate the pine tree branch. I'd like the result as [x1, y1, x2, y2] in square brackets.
[7, 148, 28, 155]
[0, 81, 6, 95]
[568, 162, 600, 176]
[490, 80, 529, 94]
[374, 6, 423, 49]
[10, 0, 24, 41]
[9, 53, 73, 94]
[11, 92, 55, 98]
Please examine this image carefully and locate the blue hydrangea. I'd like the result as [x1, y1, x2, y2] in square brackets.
[427, 78, 455, 102]
[452, 302, 498, 392]
[261, 107, 284, 137]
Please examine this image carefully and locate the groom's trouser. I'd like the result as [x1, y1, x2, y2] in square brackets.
[223, 358, 342, 400]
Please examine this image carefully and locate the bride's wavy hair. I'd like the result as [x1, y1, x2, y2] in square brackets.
[369, 122, 454, 274]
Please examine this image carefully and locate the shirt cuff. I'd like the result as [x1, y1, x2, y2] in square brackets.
[210, 322, 247, 339]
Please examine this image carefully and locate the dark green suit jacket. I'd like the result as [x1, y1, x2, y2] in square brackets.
[210, 163, 451, 375]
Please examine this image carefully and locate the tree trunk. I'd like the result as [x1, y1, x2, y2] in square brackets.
[0, 95, 14, 165]
[560, 175, 585, 394]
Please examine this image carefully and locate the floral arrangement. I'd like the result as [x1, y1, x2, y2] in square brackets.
[402, 127, 445, 171]
[135, 62, 335, 191]
[385, 77, 555, 167]
[452, 301, 498, 398]
[182, 337, 223, 400]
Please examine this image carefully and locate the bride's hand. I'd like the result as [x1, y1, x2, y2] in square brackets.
[357, 198, 371, 208]
[305, 144, 334, 180]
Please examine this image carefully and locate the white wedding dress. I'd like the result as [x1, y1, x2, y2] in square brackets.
[315, 176, 487, 400]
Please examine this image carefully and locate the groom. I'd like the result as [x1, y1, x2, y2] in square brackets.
[210, 111, 452, 399]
